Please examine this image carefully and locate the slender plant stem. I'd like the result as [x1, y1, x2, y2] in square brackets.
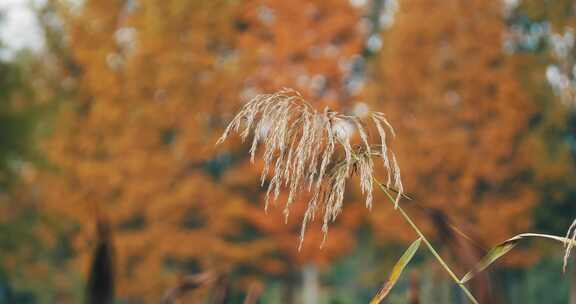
[375, 180, 479, 304]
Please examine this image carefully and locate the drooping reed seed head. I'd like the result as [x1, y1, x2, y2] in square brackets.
[217, 89, 403, 249]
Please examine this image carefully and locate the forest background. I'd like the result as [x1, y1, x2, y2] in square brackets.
[0, 0, 576, 303]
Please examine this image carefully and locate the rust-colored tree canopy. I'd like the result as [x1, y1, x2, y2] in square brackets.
[368, 0, 537, 258]
[33, 0, 373, 301]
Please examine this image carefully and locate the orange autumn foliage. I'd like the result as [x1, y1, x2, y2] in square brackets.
[37, 0, 268, 301]
[31, 0, 553, 302]
[36, 0, 372, 301]
[367, 0, 538, 265]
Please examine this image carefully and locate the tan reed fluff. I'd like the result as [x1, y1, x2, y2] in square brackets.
[217, 88, 403, 249]
[563, 218, 576, 271]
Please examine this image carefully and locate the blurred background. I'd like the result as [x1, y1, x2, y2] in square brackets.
[0, 0, 575, 303]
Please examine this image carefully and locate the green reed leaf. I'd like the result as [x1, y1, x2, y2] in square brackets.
[370, 238, 422, 304]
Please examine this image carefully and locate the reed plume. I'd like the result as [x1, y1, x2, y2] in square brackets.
[217, 89, 402, 248]
[564, 218, 576, 271]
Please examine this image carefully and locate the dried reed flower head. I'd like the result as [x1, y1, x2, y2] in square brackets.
[563, 218, 576, 271]
[217, 88, 403, 249]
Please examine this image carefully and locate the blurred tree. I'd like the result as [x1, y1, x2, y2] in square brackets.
[367, 0, 540, 301]
[35, 0, 274, 302]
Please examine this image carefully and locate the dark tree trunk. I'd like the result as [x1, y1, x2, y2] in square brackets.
[86, 218, 115, 304]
